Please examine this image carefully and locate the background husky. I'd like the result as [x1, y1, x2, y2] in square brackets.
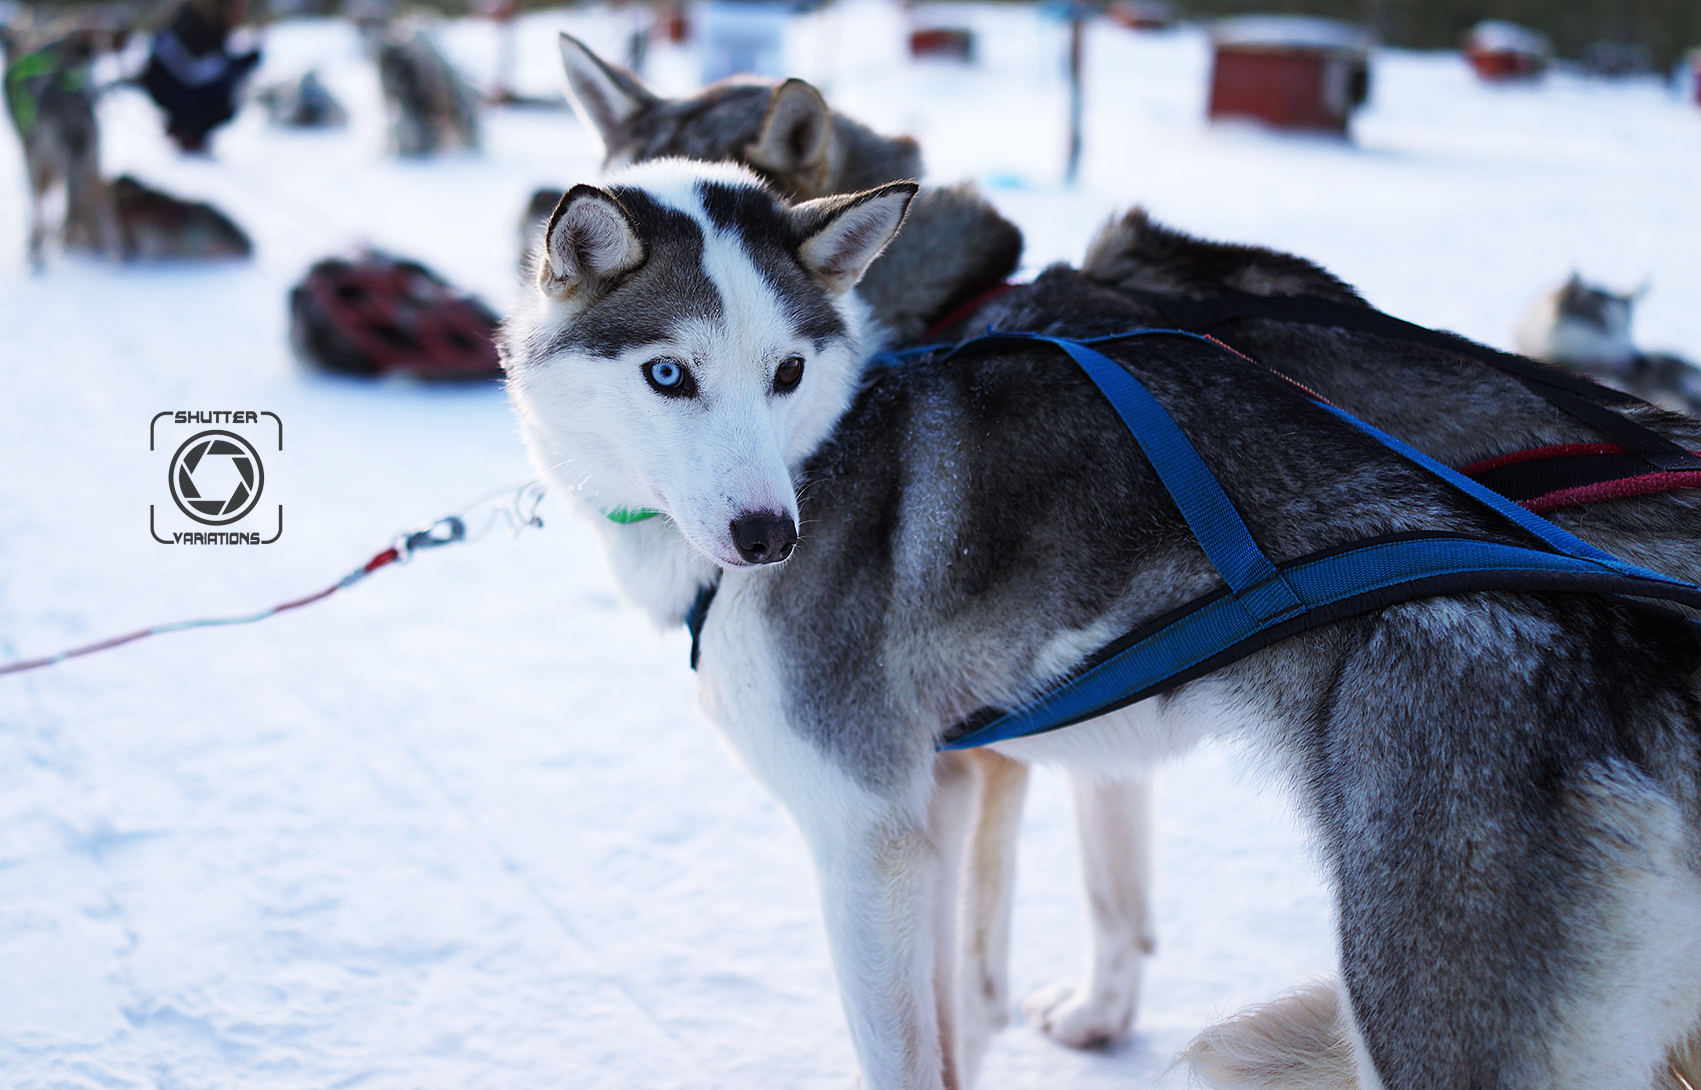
[376, 26, 480, 157]
[557, 31, 919, 199]
[111, 174, 251, 261]
[1515, 274, 1701, 416]
[542, 35, 1021, 346]
[3, 29, 118, 270]
[505, 159, 1701, 1090]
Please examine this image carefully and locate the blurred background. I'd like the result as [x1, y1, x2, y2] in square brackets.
[1, 0, 1698, 1087]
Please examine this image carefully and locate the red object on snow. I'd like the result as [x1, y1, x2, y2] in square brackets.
[1463, 21, 1551, 82]
[1107, 0, 1172, 31]
[909, 27, 974, 61]
[1207, 17, 1371, 136]
[289, 250, 503, 380]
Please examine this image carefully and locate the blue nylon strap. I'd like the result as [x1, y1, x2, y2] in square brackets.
[1025, 333, 1305, 623]
[926, 328, 1701, 751]
[943, 536, 1701, 750]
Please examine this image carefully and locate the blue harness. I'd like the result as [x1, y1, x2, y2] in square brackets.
[848, 329, 1701, 751]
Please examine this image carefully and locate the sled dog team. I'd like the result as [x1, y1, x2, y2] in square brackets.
[500, 37, 1701, 1090]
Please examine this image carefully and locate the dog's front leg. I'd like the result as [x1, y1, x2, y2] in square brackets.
[1025, 769, 1156, 1048]
[806, 785, 956, 1090]
[696, 588, 953, 1089]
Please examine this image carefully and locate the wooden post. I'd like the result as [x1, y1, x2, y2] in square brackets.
[1065, 6, 1085, 186]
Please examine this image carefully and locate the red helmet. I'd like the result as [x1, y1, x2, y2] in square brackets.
[289, 249, 502, 380]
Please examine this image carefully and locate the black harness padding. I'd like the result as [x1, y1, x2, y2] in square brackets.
[1468, 449, 1669, 502]
[686, 579, 719, 670]
[1111, 286, 1701, 475]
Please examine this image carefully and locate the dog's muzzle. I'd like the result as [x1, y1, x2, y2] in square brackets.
[731, 512, 798, 564]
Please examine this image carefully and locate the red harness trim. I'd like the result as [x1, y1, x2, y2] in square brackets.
[1461, 442, 1701, 513]
[1518, 472, 1701, 514]
[923, 281, 1020, 341]
[1460, 442, 1627, 474]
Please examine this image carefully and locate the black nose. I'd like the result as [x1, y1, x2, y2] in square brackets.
[730, 511, 798, 564]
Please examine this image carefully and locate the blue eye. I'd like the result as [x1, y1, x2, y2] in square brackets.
[643, 358, 695, 397]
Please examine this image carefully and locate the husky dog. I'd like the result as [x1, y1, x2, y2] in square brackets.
[376, 26, 479, 157]
[1516, 274, 1701, 416]
[256, 68, 347, 128]
[3, 29, 118, 269]
[547, 35, 1021, 385]
[558, 32, 920, 200]
[111, 174, 251, 261]
[542, 43, 1701, 1080]
[506, 161, 1701, 1090]
[532, 33, 1014, 337]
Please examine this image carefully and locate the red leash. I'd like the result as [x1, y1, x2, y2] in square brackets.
[0, 484, 544, 679]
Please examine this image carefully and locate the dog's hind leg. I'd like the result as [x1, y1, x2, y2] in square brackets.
[1024, 769, 1156, 1048]
[1318, 603, 1701, 1089]
[956, 749, 1029, 1086]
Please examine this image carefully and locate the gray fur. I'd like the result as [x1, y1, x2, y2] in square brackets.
[855, 183, 1023, 344]
[750, 262, 1701, 1082]
[541, 186, 722, 359]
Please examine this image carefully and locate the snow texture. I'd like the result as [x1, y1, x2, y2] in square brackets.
[0, 4, 1696, 1086]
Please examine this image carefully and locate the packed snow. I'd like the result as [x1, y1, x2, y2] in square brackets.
[1, 4, 1697, 1086]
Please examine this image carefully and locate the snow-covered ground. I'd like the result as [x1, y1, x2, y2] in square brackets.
[0, 5, 1696, 1087]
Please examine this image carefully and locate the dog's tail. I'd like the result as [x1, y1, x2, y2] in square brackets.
[1079, 208, 1365, 305]
[1183, 978, 1701, 1090]
[1179, 979, 1358, 1090]
[1665, 1025, 1701, 1090]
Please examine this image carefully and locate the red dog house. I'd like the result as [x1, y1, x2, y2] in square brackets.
[1208, 17, 1372, 136]
[1108, 1, 1173, 32]
[1464, 20, 1551, 82]
[908, 27, 974, 61]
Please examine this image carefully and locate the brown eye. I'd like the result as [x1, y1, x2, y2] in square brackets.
[774, 356, 804, 394]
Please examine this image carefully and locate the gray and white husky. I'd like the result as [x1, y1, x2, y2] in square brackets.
[505, 160, 1701, 1090]
[1515, 273, 1701, 417]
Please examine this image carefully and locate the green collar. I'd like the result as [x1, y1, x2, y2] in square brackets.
[603, 506, 662, 524]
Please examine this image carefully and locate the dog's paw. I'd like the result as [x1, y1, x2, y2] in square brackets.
[1023, 979, 1136, 1049]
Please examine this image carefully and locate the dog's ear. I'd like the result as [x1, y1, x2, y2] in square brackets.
[537, 184, 646, 302]
[558, 33, 657, 153]
[788, 182, 919, 296]
[745, 79, 834, 197]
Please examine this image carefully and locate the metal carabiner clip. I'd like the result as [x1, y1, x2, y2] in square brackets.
[399, 515, 467, 560]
